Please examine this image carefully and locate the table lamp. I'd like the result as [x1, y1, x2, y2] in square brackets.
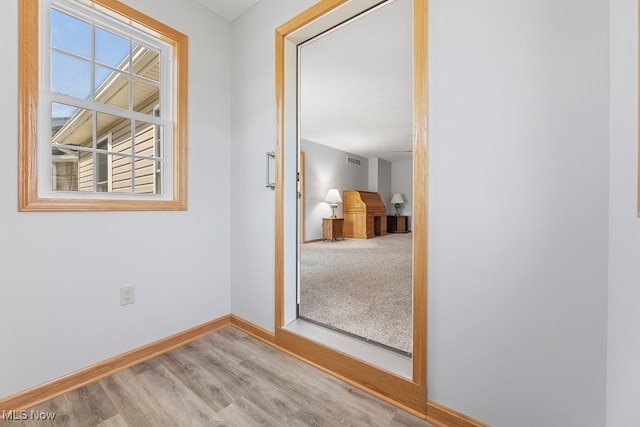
[324, 189, 342, 218]
[390, 193, 405, 216]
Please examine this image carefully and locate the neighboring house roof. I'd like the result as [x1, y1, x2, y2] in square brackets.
[52, 45, 160, 147]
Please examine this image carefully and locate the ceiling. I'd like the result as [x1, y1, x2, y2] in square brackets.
[193, 0, 260, 21]
[299, 0, 413, 162]
[194, 0, 413, 163]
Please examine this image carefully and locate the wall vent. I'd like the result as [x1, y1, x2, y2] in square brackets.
[346, 156, 361, 166]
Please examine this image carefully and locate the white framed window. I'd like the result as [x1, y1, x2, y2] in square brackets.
[19, 0, 188, 211]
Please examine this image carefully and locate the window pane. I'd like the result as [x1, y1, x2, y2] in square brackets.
[134, 158, 160, 194]
[51, 51, 91, 99]
[95, 27, 130, 70]
[51, 103, 93, 147]
[97, 113, 131, 154]
[155, 160, 162, 194]
[96, 150, 108, 192]
[111, 155, 133, 193]
[95, 66, 130, 109]
[132, 43, 160, 83]
[52, 102, 78, 139]
[77, 150, 95, 192]
[95, 65, 114, 91]
[50, 9, 91, 59]
[133, 120, 159, 157]
[132, 77, 159, 115]
[112, 119, 132, 154]
[51, 147, 80, 191]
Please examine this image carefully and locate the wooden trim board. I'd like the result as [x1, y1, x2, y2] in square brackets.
[412, 0, 429, 387]
[426, 400, 491, 427]
[0, 316, 230, 412]
[229, 314, 275, 343]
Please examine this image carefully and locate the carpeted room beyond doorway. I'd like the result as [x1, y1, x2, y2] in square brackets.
[299, 232, 413, 354]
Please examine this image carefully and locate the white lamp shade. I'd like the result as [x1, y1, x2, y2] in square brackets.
[390, 193, 405, 204]
[324, 189, 342, 203]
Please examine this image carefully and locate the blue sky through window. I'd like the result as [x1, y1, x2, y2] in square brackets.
[50, 8, 131, 118]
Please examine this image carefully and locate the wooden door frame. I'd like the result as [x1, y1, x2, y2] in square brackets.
[274, 0, 428, 415]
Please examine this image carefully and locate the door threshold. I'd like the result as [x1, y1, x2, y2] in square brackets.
[283, 318, 412, 379]
[297, 316, 412, 358]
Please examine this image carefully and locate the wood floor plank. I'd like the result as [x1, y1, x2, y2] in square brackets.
[39, 395, 78, 427]
[134, 364, 224, 426]
[288, 407, 346, 427]
[128, 357, 162, 375]
[13, 327, 435, 427]
[217, 396, 286, 426]
[64, 382, 118, 427]
[96, 413, 128, 427]
[157, 348, 239, 412]
[239, 357, 358, 421]
[225, 360, 304, 420]
[236, 338, 405, 426]
[390, 410, 441, 427]
[159, 343, 256, 412]
[99, 369, 175, 427]
[238, 336, 395, 423]
[201, 329, 257, 365]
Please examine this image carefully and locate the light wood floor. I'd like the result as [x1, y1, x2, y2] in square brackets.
[4, 327, 435, 426]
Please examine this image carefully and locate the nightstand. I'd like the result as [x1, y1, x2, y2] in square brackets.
[322, 218, 344, 241]
[387, 215, 409, 233]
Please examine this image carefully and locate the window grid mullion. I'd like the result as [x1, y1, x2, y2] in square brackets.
[90, 112, 96, 192]
[128, 38, 132, 111]
[130, 119, 135, 193]
[52, 142, 162, 162]
[49, 93, 170, 127]
[91, 22, 97, 192]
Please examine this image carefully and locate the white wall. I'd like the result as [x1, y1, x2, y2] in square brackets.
[229, 0, 317, 329]
[369, 158, 393, 208]
[0, 0, 231, 399]
[378, 159, 392, 212]
[428, 0, 609, 425]
[607, 0, 640, 425]
[302, 139, 369, 240]
[390, 159, 412, 220]
[232, 1, 609, 426]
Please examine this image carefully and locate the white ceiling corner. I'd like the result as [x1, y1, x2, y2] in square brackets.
[192, 0, 260, 22]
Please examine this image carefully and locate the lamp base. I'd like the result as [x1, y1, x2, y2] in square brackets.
[331, 203, 338, 218]
[394, 203, 401, 216]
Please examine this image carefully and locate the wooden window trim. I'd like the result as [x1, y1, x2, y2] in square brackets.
[19, 0, 188, 212]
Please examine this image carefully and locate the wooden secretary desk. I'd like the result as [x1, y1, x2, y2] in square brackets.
[343, 190, 387, 239]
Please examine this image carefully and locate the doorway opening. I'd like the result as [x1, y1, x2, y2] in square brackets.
[274, 0, 428, 413]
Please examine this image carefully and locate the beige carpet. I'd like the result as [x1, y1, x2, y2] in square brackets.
[299, 233, 412, 354]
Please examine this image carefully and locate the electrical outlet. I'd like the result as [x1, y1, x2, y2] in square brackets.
[120, 286, 135, 306]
